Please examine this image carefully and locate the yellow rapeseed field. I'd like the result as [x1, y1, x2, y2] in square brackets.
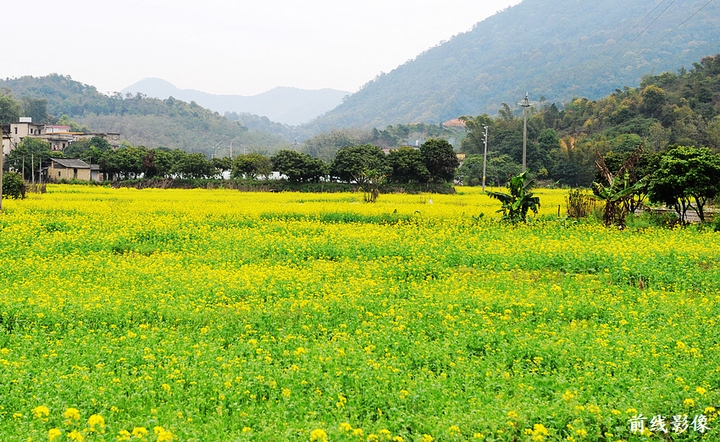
[0, 185, 718, 441]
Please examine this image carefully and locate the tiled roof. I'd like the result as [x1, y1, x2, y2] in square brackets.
[52, 158, 91, 168]
[442, 119, 466, 127]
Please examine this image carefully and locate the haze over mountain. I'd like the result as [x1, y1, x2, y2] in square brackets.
[121, 78, 349, 126]
[0, 74, 291, 156]
[304, 0, 720, 131]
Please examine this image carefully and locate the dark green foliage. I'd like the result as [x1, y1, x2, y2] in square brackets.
[486, 154, 522, 187]
[487, 172, 540, 223]
[21, 96, 50, 123]
[647, 145, 720, 223]
[102, 146, 145, 179]
[459, 115, 493, 155]
[356, 168, 385, 203]
[420, 139, 459, 183]
[2, 171, 25, 199]
[95, 146, 217, 180]
[330, 144, 389, 184]
[301, 128, 371, 163]
[456, 155, 484, 186]
[387, 146, 430, 184]
[232, 154, 271, 180]
[175, 152, 215, 179]
[0, 90, 22, 124]
[271, 150, 327, 183]
[5, 138, 58, 182]
[63, 136, 113, 165]
[211, 156, 233, 178]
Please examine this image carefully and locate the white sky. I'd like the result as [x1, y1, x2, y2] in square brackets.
[4, 0, 521, 97]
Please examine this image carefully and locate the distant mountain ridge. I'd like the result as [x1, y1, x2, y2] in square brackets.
[305, 0, 720, 131]
[121, 78, 349, 126]
[0, 74, 290, 155]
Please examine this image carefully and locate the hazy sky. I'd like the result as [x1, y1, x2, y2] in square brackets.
[5, 0, 521, 97]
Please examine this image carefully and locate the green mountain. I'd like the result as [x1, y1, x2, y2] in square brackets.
[0, 74, 290, 156]
[307, 0, 720, 130]
[457, 53, 720, 188]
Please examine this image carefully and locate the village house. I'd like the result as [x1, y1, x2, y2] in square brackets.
[1, 117, 121, 156]
[46, 158, 92, 182]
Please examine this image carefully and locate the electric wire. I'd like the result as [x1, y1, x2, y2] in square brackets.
[594, 0, 669, 60]
[609, 0, 676, 60]
[636, 0, 714, 57]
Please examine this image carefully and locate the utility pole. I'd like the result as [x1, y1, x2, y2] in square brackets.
[520, 93, 531, 173]
[482, 125, 489, 192]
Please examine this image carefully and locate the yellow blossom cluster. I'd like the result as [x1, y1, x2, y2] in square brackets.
[0, 185, 718, 440]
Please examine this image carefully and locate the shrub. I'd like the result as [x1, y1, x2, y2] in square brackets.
[565, 188, 596, 218]
[2, 171, 26, 199]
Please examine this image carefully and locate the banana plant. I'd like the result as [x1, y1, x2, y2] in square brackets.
[592, 145, 646, 227]
[487, 171, 540, 223]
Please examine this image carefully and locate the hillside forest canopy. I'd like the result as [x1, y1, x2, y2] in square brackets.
[308, 0, 720, 131]
[457, 54, 720, 187]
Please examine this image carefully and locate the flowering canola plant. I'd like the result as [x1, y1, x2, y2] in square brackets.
[0, 185, 718, 441]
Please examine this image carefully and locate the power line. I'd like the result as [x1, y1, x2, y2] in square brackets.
[595, 0, 669, 60]
[636, 0, 714, 57]
[610, 0, 676, 60]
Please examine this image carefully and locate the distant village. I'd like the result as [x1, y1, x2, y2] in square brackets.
[1, 117, 121, 182]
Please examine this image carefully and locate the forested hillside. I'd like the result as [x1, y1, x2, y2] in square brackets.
[309, 0, 720, 130]
[0, 74, 289, 156]
[458, 54, 720, 187]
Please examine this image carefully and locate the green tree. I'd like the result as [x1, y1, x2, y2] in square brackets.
[456, 155, 484, 186]
[611, 134, 643, 154]
[330, 144, 389, 184]
[640, 85, 667, 118]
[301, 128, 371, 163]
[22, 96, 50, 123]
[6, 137, 55, 181]
[56, 115, 91, 133]
[459, 114, 493, 155]
[420, 139, 459, 183]
[0, 90, 22, 124]
[356, 168, 386, 203]
[486, 154, 522, 187]
[2, 171, 25, 199]
[271, 150, 327, 183]
[211, 156, 233, 179]
[387, 146, 430, 184]
[232, 153, 272, 180]
[648, 145, 720, 223]
[62, 139, 91, 159]
[141, 148, 176, 178]
[175, 152, 214, 179]
[103, 146, 146, 179]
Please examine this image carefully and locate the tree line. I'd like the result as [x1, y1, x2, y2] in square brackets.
[2, 136, 459, 185]
[457, 54, 720, 188]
